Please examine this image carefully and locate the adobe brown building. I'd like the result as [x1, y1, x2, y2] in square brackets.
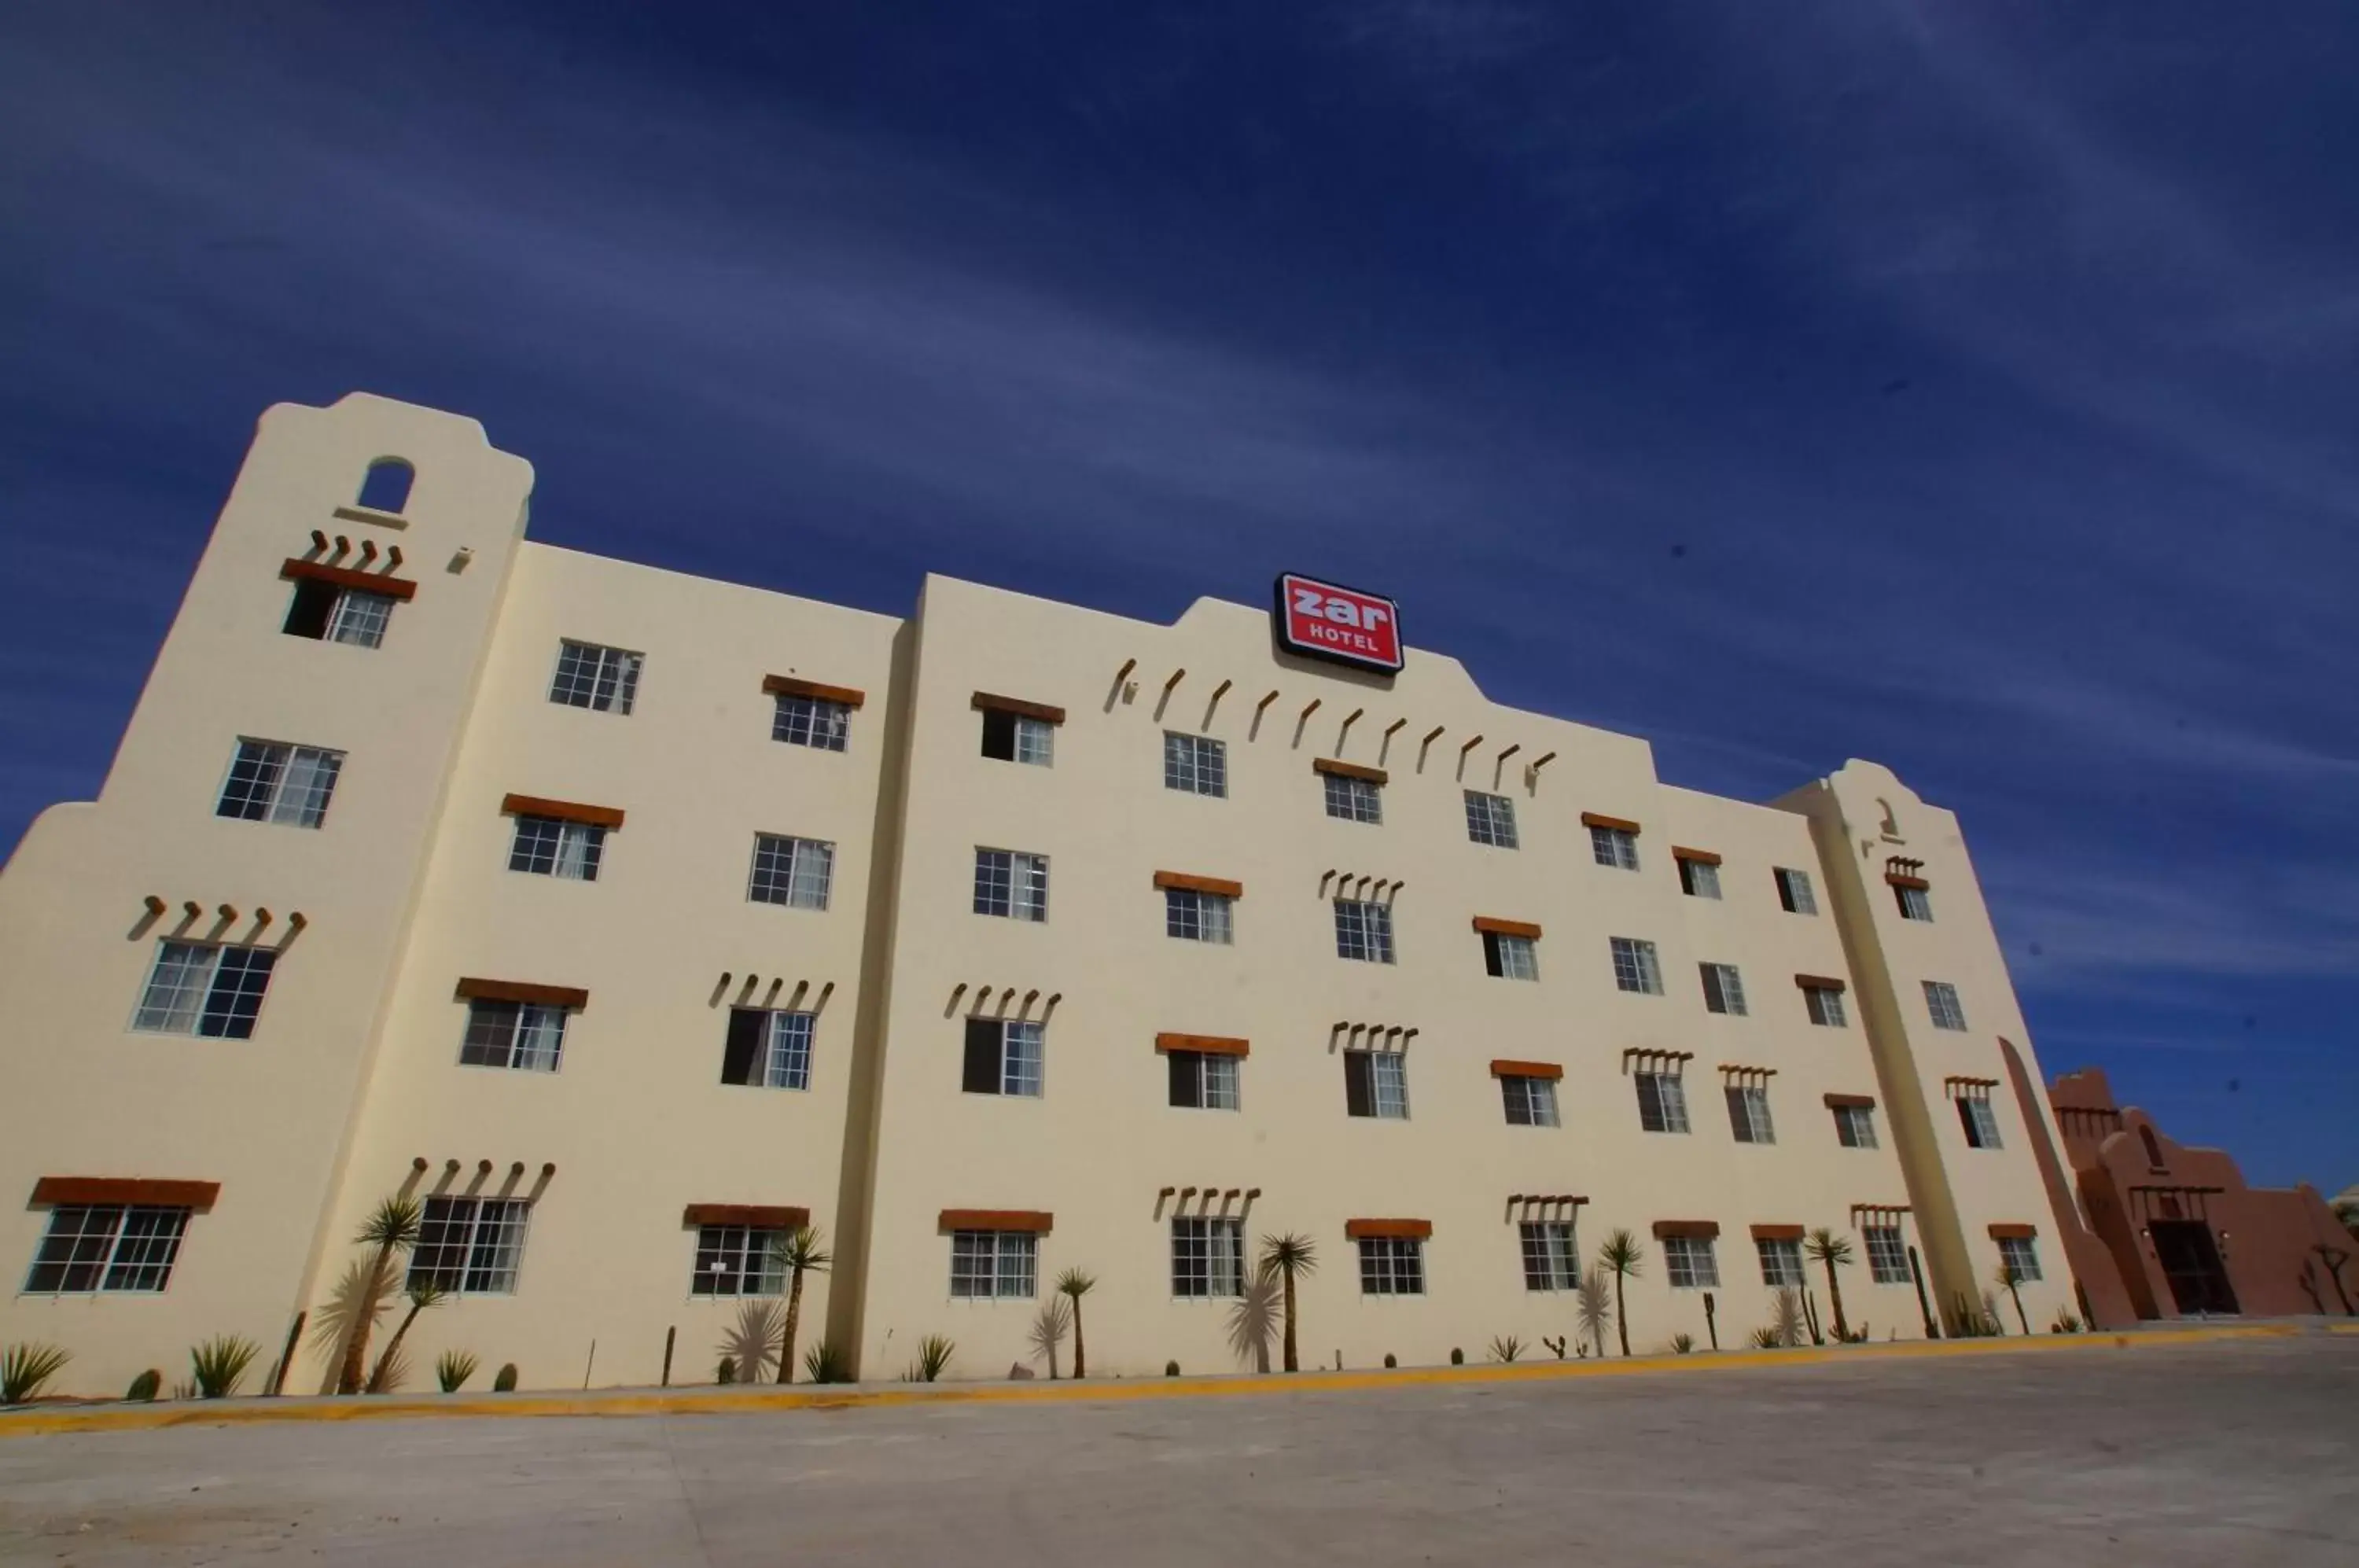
[2048, 1067, 2355, 1323]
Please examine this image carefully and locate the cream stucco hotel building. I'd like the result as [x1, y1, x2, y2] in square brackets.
[0, 394, 2088, 1394]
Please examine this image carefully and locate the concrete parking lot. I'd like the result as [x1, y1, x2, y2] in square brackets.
[2, 1334, 2353, 1566]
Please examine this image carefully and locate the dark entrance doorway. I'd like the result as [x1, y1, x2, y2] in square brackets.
[2151, 1220, 2238, 1315]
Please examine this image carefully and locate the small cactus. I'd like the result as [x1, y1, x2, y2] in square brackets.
[1382, 1353, 1397, 1368]
[717, 1356, 738, 1386]
[1449, 1347, 1465, 1365]
[127, 1368, 163, 1403]
[1542, 1335, 1567, 1360]
[493, 1363, 518, 1392]
[1165, 1360, 1180, 1377]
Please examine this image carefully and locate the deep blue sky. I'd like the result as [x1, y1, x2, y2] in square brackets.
[3, 3, 2352, 1187]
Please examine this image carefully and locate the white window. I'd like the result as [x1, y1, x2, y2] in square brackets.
[749, 834, 834, 909]
[949, 1230, 1036, 1298]
[1164, 887, 1234, 944]
[1803, 984, 1848, 1027]
[1833, 1104, 1879, 1149]
[962, 1018, 1044, 1098]
[1344, 1050, 1409, 1120]
[1167, 1049, 1240, 1111]
[24, 1205, 190, 1294]
[973, 848, 1049, 921]
[772, 694, 851, 752]
[690, 1225, 787, 1296]
[549, 640, 642, 715]
[1864, 1226, 1910, 1284]
[1500, 1074, 1559, 1128]
[1590, 823, 1640, 870]
[1678, 856, 1722, 899]
[1923, 981, 1967, 1031]
[1356, 1235, 1425, 1295]
[721, 1008, 815, 1090]
[459, 999, 569, 1073]
[1775, 867, 1818, 915]
[215, 740, 343, 827]
[1610, 937, 1662, 995]
[1700, 963, 1747, 1015]
[1895, 883, 1934, 922]
[1663, 1236, 1720, 1289]
[1334, 899, 1394, 963]
[1997, 1235, 2043, 1283]
[1726, 1084, 1776, 1144]
[283, 577, 396, 647]
[132, 940, 277, 1039]
[1481, 929, 1537, 980]
[508, 815, 605, 881]
[1323, 771, 1383, 823]
[1464, 791, 1518, 848]
[1636, 1069, 1689, 1133]
[1519, 1220, 1580, 1290]
[980, 709, 1054, 765]
[1171, 1216, 1246, 1298]
[1755, 1236, 1805, 1287]
[1164, 732, 1227, 797]
[409, 1195, 528, 1295]
[1958, 1095, 2004, 1150]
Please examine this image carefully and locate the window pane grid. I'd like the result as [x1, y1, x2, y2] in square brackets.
[1923, 981, 1967, 1031]
[458, 999, 568, 1072]
[1323, 773, 1382, 823]
[1835, 1105, 1879, 1149]
[772, 694, 851, 751]
[1163, 733, 1227, 797]
[1756, 1238, 1805, 1287]
[1864, 1227, 1910, 1284]
[1610, 937, 1662, 994]
[1334, 900, 1394, 963]
[1997, 1236, 2043, 1283]
[1590, 825, 1640, 870]
[1519, 1220, 1579, 1290]
[973, 849, 1048, 921]
[1776, 867, 1819, 915]
[550, 640, 642, 713]
[1199, 1052, 1240, 1110]
[1164, 887, 1234, 943]
[1664, 1236, 1719, 1288]
[1805, 986, 1849, 1027]
[1371, 1052, 1408, 1119]
[509, 816, 606, 881]
[1463, 791, 1518, 848]
[1680, 858, 1722, 899]
[1492, 933, 1537, 981]
[1356, 1235, 1425, 1295]
[218, 740, 343, 827]
[1727, 1084, 1776, 1144]
[326, 590, 393, 647]
[764, 1011, 815, 1089]
[750, 834, 833, 908]
[1960, 1096, 2004, 1149]
[24, 1205, 190, 1294]
[950, 1231, 1037, 1298]
[1171, 1216, 1246, 1298]
[1502, 1076, 1559, 1127]
[691, 1224, 789, 1295]
[410, 1196, 528, 1295]
[1000, 1021, 1044, 1097]
[1012, 716, 1054, 766]
[1701, 963, 1747, 1015]
[1636, 1071, 1690, 1133]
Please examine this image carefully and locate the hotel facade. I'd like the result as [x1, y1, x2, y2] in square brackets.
[0, 393, 2093, 1393]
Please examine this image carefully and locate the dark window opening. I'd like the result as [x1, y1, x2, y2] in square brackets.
[1482, 930, 1506, 977]
[358, 458, 414, 513]
[980, 708, 1017, 760]
[282, 578, 337, 639]
[962, 1017, 1000, 1093]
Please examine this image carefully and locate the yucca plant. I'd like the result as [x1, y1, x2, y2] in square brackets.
[1805, 1229, 1855, 1341]
[1597, 1231, 1643, 1356]
[337, 1196, 421, 1394]
[2050, 1309, 2083, 1334]
[1257, 1233, 1318, 1373]
[1670, 1332, 1695, 1354]
[2, 1343, 71, 1404]
[436, 1349, 478, 1393]
[1057, 1268, 1099, 1378]
[767, 1226, 834, 1385]
[1749, 1326, 1780, 1349]
[1771, 1286, 1806, 1348]
[912, 1334, 955, 1382]
[1489, 1333, 1523, 1363]
[802, 1340, 852, 1384]
[366, 1283, 446, 1393]
[191, 1335, 260, 1399]
[1575, 1266, 1613, 1359]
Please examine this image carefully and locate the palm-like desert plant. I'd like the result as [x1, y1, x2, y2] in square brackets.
[767, 1226, 834, 1385]
[1804, 1229, 1855, 1340]
[1227, 1268, 1279, 1372]
[1028, 1297, 1073, 1378]
[909, 1334, 955, 1382]
[436, 1349, 479, 1393]
[1597, 1231, 1643, 1356]
[336, 1196, 421, 1394]
[1489, 1334, 1524, 1363]
[1574, 1266, 1613, 1358]
[191, 1335, 260, 1399]
[1056, 1268, 1099, 1378]
[718, 1297, 786, 1384]
[366, 1283, 446, 1393]
[2, 1343, 71, 1404]
[1258, 1233, 1318, 1373]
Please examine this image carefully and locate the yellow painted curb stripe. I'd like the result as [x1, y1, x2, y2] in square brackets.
[0, 1322, 2306, 1439]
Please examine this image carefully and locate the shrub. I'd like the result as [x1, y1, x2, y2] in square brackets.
[1165, 1360, 1180, 1377]
[493, 1363, 518, 1393]
[127, 1368, 162, 1403]
[1670, 1333, 1695, 1354]
[1749, 1327, 1780, 1349]
[190, 1335, 260, 1399]
[1449, 1347, 1464, 1365]
[903, 1334, 955, 1382]
[436, 1350, 478, 1393]
[1383, 1353, 1397, 1368]
[2, 1343, 71, 1405]
[802, 1341, 852, 1385]
[1489, 1334, 1523, 1363]
[718, 1356, 738, 1385]
[2050, 1310, 2083, 1334]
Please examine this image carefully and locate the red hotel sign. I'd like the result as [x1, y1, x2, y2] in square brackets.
[1273, 572, 1404, 675]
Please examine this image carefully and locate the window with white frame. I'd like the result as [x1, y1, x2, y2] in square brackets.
[1464, 791, 1518, 848]
[1164, 732, 1227, 797]
[1677, 856, 1722, 899]
[973, 848, 1050, 921]
[1519, 1220, 1580, 1290]
[720, 1007, 815, 1090]
[749, 834, 834, 909]
[1997, 1235, 2043, 1283]
[549, 639, 642, 715]
[1590, 823, 1640, 870]
[1957, 1094, 2004, 1149]
[1609, 937, 1662, 995]
[1833, 1103, 1879, 1149]
[409, 1195, 529, 1295]
[1774, 867, 1818, 915]
[962, 1017, 1045, 1098]
[1167, 1049, 1241, 1111]
[1500, 1073, 1559, 1128]
[979, 708, 1054, 766]
[1164, 886, 1234, 944]
[458, 999, 569, 1073]
[131, 940, 278, 1039]
[949, 1229, 1036, 1298]
[1755, 1236, 1805, 1287]
[1323, 771, 1382, 824]
[1635, 1069, 1690, 1133]
[1725, 1083, 1776, 1144]
[1171, 1216, 1246, 1298]
[772, 694, 852, 752]
[23, 1205, 190, 1294]
[1356, 1235, 1425, 1295]
[1662, 1235, 1719, 1289]
[1802, 983, 1848, 1027]
[1923, 981, 1967, 1031]
[1864, 1225, 1910, 1284]
[1700, 962, 1747, 1015]
[216, 740, 343, 828]
[1481, 929, 1537, 980]
[1895, 883, 1934, 922]
[282, 579, 396, 647]
[509, 815, 605, 881]
[1343, 1050, 1409, 1120]
[1334, 899, 1394, 963]
[690, 1224, 787, 1296]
